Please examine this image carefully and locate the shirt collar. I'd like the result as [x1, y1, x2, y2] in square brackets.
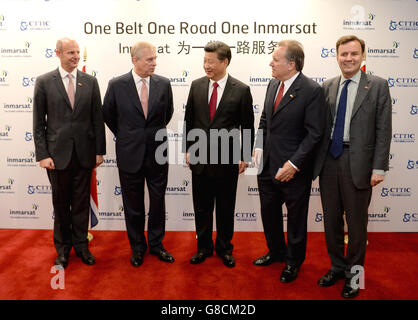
[340, 69, 361, 86]
[281, 71, 300, 88]
[59, 66, 77, 80]
[209, 73, 228, 88]
[132, 69, 150, 85]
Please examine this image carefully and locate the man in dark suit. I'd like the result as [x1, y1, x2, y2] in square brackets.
[183, 41, 254, 268]
[252, 40, 325, 282]
[33, 38, 106, 268]
[313, 35, 391, 298]
[103, 42, 174, 267]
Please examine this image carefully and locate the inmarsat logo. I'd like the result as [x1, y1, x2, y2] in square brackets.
[10, 204, 39, 219]
[166, 179, 190, 195]
[369, 206, 390, 222]
[0, 178, 15, 194]
[343, 7, 376, 30]
[0, 70, 9, 86]
[1, 41, 31, 58]
[0, 124, 12, 140]
[367, 42, 400, 58]
[170, 71, 189, 86]
[3, 97, 32, 112]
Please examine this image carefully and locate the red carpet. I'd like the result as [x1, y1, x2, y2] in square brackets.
[0, 230, 417, 300]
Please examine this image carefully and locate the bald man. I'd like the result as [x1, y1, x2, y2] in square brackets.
[33, 38, 106, 268]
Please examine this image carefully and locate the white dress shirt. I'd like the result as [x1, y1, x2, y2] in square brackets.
[208, 73, 228, 108]
[59, 66, 77, 95]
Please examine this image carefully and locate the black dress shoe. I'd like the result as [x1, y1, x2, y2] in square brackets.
[151, 249, 175, 263]
[190, 251, 213, 264]
[220, 254, 235, 268]
[342, 278, 360, 299]
[318, 269, 346, 287]
[55, 253, 69, 269]
[253, 252, 284, 266]
[130, 252, 144, 267]
[76, 248, 95, 265]
[280, 264, 299, 283]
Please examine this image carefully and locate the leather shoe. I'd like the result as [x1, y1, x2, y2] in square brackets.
[253, 252, 284, 266]
[280, 264, 299, 283]
[151, 249, 175, 263]
[130, 252, 144, 267]
[220, 254, 235, 268]
[318, 269, 346, 287]
[190, 251, 213, 264]
[75, 248, 95, 265]
[55, 253, 69, 269]
[342, 278, 360, 299]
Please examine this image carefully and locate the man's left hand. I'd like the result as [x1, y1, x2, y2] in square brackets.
[238, 161, 248, 174]
[370, 173, 385, 187]
[275, 161, 297, 182]
[95, 155, 104, 168]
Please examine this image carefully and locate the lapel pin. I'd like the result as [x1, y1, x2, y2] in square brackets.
[365, 85, 369, 90]
[290, 94, 294, 98]
[78, 82, 82, 87]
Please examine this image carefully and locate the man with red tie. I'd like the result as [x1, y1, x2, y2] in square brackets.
[253, 40, 325, 282]
[183, 41, 254, 267]
[103, 42, 174, 267]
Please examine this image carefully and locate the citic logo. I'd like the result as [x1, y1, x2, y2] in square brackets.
[381, 187, 411, 197]
[22, 76, 36, 87]
[407, 160, 418, 170]
[20, 20, 50, 31]
[392, 133, 415, 143]
[389, 20, 418, 31]
[311, 77, 327, 84]
[25, 131, 33, 141]
[45, 48, 56, 58]
[235, 212, 256, 222]
[414, 49, 418, 59]
[321, 47, 336, 58]
[253, 104, 260, 114]
[410, 105, 418, 115]
[403, 213, 418, 223]
[387, 77, 418, 88]
[114, 186, 122, 195]
[315, 213, 323, 222]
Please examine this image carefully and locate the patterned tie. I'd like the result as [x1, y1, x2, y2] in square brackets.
[67, 73, 75, 109]
[140, 78, 148, 119]
[273, 82, 285, 111]
[329, 79, 351, 159]
[209, 82, 218, 121]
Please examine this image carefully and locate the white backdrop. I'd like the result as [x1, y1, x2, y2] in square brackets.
[1, 0, 417, 232]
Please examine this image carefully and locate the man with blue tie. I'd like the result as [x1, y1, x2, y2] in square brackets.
[103, 42, 174, 267]
[313, 35, 392, 298]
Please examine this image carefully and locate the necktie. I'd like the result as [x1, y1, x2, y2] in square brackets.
[140, 78, 148, 119]
[329, 79, 351, 159]
[209, 82, 218, 121]
[273, 82, 285, 111]
[67, 74, 75, 109]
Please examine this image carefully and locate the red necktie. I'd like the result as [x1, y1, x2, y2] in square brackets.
[273, 82, 285, 111]
[209, 82, 219, 121]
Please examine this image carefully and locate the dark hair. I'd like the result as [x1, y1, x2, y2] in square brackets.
[336, 35, 365, 54]
[204, 41, 231, 66]
[278, 40, 304, 72]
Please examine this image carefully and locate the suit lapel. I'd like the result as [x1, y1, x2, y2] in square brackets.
[266, 79, 280, 120]
[124, 72, 143, 115]
[328, 76, 340, 120]
[148, 75, 159, 118]
[199, 77, 211, 124]
[351, 71, 370, 119]
[73, 70, 85, 112]
[211, 76, 234, 124]
[272, 73, 302, 117]
[52, 68, 72, 110]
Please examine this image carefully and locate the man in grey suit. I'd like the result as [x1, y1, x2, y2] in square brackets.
[33, 38, 106, 268]
[103, 42, 174, 267]
[183, 41, 254, 267]
[313, 35, 392, 298]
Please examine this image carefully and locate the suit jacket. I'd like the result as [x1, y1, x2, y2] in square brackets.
[313, 71, 392, 189]
[183, 75, 254, 176]
[255, 72, 325, 179]
[33, 68, 106, 170]
[102, 71, 174, 173]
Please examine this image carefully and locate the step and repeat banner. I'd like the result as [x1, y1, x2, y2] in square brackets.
[1, 0, 417, 232]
